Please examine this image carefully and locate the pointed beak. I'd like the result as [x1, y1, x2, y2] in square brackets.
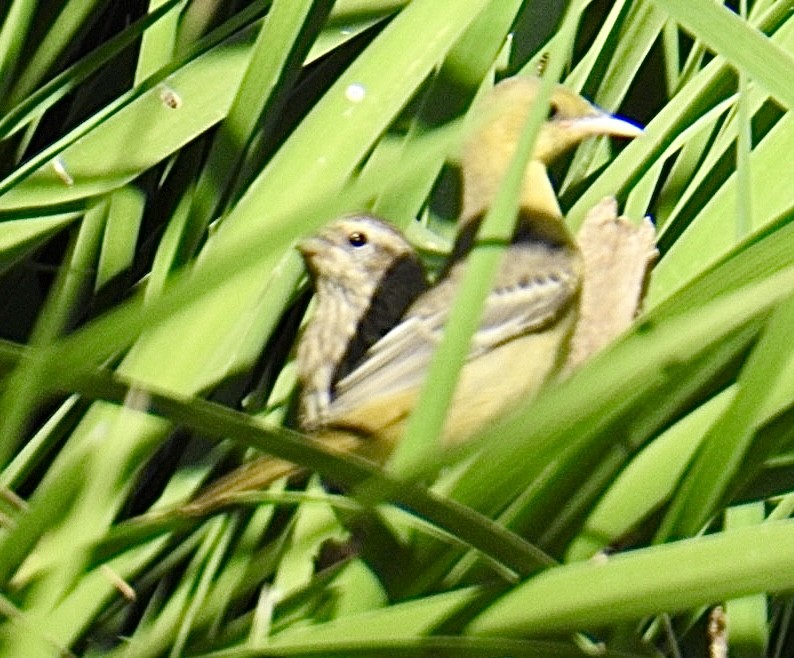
[570, 112, 644, 139]
[297, 235, 328, 259]
[297, 236, 332, 277]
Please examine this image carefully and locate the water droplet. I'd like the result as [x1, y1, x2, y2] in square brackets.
[345, 83, 366, 103]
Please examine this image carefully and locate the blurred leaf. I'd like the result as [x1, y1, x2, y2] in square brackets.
[468, 520, 794, 637]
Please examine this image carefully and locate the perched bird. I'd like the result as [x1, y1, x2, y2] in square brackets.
[183, 215, 428, 512]
[184, 76, 642, 513]
[295, 215, 429, 429]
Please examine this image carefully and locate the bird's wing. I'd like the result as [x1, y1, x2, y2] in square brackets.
[327, 243, 579, 419]
[329, 314, 436, 412]
[467, 243, 579, 354]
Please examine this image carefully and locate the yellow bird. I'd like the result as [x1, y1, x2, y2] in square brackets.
[316, 76, 641, 451]
[184, 76, 642, 513]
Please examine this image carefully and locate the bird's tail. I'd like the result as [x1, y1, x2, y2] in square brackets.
[179, 432, 371, 516]
[181, 456, 304, 516]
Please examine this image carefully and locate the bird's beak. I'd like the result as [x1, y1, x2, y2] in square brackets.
[568, 113, 644, 139]
[297, 235, 328, 259]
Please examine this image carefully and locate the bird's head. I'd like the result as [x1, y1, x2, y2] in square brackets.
[461, 76, 642, 219]
[298, 215, 420, 292]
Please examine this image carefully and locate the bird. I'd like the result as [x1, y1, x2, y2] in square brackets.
[183, 214, 428, 513]
[182, 76, 642, 513]
[295, 214, 429, 430]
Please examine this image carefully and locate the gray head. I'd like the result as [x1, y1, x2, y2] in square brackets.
[298, 214, 421, 294]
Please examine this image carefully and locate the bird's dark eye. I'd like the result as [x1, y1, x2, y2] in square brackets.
[547, 103, 560, 120]
[348, 231, 368, 247]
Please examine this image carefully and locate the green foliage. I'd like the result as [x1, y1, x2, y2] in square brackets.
[0, 0, 792, 656]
